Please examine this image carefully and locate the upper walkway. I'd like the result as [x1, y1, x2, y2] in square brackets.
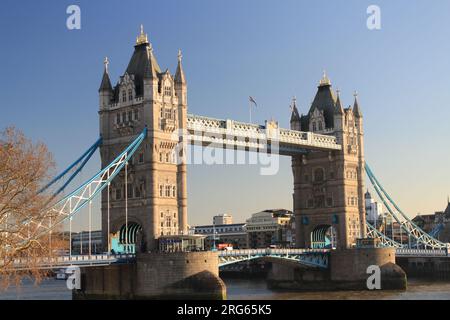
[186, 114, 341, 155]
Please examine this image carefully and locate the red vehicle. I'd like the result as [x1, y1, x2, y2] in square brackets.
[217, 243, 233, 251]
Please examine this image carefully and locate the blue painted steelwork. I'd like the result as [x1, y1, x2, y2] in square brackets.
[366, 222, 402, 248]
[429, 223, 445, 238]
[365, 163, 448, 249]
[20, 128, 147, 245]
[39, 137, 102, 197]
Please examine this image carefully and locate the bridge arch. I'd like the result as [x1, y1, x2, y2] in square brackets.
[310, 224, 337, 249]
[110, 219, 144, 254]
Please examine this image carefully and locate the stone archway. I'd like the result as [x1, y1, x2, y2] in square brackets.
[310, 224, 337, 249]
[110, 220, 144, 254]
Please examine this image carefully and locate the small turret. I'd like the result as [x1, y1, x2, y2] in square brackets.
[334, 89, 344, 115]
[353, 91, 362, 118]
[175, 49, 186, 85]
[290, 96, 301, 131]
[99, 57, 112, 92]
[99, 57, 112, 110]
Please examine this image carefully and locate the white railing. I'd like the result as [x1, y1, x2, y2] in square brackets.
[395, 249, 448, 257]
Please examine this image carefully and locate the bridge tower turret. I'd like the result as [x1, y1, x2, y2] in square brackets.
[292, 73, 366, 249]
[98, 26, 188, 252]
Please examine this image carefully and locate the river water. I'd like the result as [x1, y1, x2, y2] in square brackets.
[0, 278, 450, 300]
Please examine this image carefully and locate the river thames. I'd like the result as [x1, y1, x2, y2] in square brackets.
[0, 278, 450, 300]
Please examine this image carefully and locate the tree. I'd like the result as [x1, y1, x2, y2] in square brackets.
[0, 127, 62, 288]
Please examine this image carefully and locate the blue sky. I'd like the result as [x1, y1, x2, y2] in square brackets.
[0, 0, 449, 229]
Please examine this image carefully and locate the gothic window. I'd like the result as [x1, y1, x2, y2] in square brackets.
[159, 152, 163, 162]
[327, 197, 333, 207]
[312, 122, 317, 131]
[115, 189, 121, 200]
[304, 174, 309, 182]
[116, 113, 120, 124]
[329, 171, 335, 179]
[128, 111, 132, 122]
[318, 122, 323, 131]
[128, 89, 133, 101]
[314, 168, 325, 182]
[165, 185, 171, 197]
[122, 112, 127, 123]
[160, 212, 164, 218]
[159, 185, 163, 197]
[172, 186, 176, 197]
[164, 86, 171, 96]
[165, 108, 172, 119]
[173, 212, 176, 218]
[134, 110, 139, 121]
[165, 153, 170, 162]
[315, 195, 325, 208]
[127, 184, 133, 198]
[135, 186, 141, 198]
[122, 91, 126, 102]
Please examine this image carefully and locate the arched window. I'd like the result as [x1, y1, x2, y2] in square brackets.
[122, 91, 126, 102]
[128, 89, 133, 101]
[318, 122, 323, 131]
[314, 168, 325, 182]
[312, 122, 317, 131]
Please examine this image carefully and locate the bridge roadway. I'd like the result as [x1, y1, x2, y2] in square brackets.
[5, 248, 450, 270]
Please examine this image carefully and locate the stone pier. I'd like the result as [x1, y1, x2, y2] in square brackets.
[73, 251, 226, 300]
[268, 248, 407, 291]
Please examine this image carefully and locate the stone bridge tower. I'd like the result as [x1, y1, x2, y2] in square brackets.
[98, 26, 188, 252]
[290, 73, 366, 249]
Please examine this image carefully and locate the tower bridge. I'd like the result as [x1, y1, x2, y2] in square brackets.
[6, 26, 450, 297]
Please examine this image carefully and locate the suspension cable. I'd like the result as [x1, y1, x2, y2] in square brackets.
[125, 158, 128, 253]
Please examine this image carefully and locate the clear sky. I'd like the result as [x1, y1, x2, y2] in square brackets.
[0, 0, 449, 230]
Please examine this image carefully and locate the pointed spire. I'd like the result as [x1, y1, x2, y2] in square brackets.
[353, 90, 362, 117]
[175, 49, 186, 85]
[99, 57, 112, 92]
[290, 96, 300, 123]
[334, 89, 344, 115]
[143, 46, 157, 79]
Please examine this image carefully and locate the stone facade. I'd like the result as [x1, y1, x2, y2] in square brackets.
[291, 74, 366, 249]
[98, 27, 188, 251]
